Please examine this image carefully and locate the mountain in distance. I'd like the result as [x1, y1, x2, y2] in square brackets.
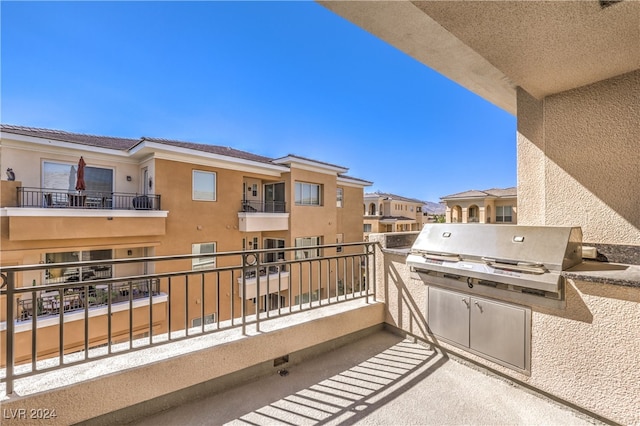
[422, 200, 446, 215]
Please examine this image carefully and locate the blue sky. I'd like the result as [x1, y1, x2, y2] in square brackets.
[1, 1, 516, 202]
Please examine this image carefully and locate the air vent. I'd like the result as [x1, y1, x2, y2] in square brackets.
[599, 0, 623, 9]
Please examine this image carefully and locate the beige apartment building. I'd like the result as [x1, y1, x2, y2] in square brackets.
[0, 124, 371, 362]
[363, 192, 425, 236]
[440, 187, 517, 224]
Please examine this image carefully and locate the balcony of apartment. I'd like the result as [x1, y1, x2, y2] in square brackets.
[1, 183, 167, 241]
[1, 237, 638, 425]
[237, 200, 289, 232]
[238, 264, 290, 300]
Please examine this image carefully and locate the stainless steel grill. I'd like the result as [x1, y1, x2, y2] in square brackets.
[407, 224, 582, 299]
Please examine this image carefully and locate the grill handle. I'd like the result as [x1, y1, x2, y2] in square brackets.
[482, 257, 547, 274]
[420, 252, 462, 262]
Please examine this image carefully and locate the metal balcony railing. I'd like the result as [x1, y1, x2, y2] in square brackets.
[0, 242, 376, 394]
[16, 279, 161, 321]
[240, 200, 286, 213]
[16, 187, 162, 210]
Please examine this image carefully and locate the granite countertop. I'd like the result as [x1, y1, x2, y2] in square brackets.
[563, 261, 640, 288]
[383, 247, 640, 289]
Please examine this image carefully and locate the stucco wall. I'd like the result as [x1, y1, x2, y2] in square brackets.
[0, 300, 384, 426]
[338, 185, 365, 244]
[371, 234, 640, 425]
[517, 70, 640, 245]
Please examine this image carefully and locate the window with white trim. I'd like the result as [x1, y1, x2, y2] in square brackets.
[336, 187, 343, 208]
[295, 182, 322, 206]
[364, 224, 372, 232]
[336, 233, 344, 253]
[496, 206, 513, 223]
[192, 242, 216, 270]
[295, 236, 322, 259]
[193, 170, 216, 201]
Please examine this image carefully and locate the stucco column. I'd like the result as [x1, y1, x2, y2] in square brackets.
[516, 70, 640, 245]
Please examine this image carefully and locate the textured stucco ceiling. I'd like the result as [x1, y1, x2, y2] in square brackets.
[319, 1, 640, 114]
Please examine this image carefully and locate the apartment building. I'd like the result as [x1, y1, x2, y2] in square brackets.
[0, 124, 371, 362]
[363, 192, 425, 236]
[440, 187, 517, 224]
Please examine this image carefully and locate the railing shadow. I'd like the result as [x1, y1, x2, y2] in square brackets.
[132, 331, 449, 426]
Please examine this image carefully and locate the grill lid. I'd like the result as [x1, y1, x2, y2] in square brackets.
[407, 224, 582, 293]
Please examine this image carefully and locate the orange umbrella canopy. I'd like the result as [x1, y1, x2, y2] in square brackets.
[75, 156, 86, 191]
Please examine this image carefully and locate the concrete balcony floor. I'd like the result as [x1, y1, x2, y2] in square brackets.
[131, 331, 600, 426]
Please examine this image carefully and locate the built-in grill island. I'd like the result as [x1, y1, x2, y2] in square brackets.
[407, 224, 582, 373]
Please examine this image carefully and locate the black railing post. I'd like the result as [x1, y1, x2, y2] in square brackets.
[256, 253, 261, 330]
[371, 243, 377, 302]
[4, 271, 16, 394]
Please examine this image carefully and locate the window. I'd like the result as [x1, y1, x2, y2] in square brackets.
[45, 249, 112, 284]
[468, 206, 479, 222]
[192, 313, 216, 328]
[264, 238, 285, 264]
[336, 233, 344, 253]
[364, 224, 372, 232]
[193, 170, 216, 201]
[295, 236, 322, 259]
[295, 182, 322, 206]
[43, 161, 113, 207]
[264, 182, 285, 212]
[336, 188, 343, 208]
[496, 206, 513, 223]
[254, 294, 286, 312]
[192, 242, 216, 270]
[295, 290, 320, 305]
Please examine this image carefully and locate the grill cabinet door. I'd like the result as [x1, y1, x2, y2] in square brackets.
[428, 286, 469, 347]
[470, 298, 527, 370]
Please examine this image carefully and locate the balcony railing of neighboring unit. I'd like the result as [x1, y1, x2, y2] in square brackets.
[16, 187, 162, 211]
[0, 242, 376, 394]
[16, 279, 161, 321]
[240, 200, 286, 213]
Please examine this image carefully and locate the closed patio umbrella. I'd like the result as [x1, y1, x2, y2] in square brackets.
[75, 156, 86, 191]
[70, 156, 87, 207]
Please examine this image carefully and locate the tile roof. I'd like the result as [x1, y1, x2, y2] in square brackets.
[273, 154, 348, 171]
[338, 174, 374, 184]
[140, 137, 275, 165]
[1, 125, 274, 164]
[1, 124, 139, 150]
[441, 187, 517, 199]
[2, 124, 372, 184]
[364, 191, 424, 204]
